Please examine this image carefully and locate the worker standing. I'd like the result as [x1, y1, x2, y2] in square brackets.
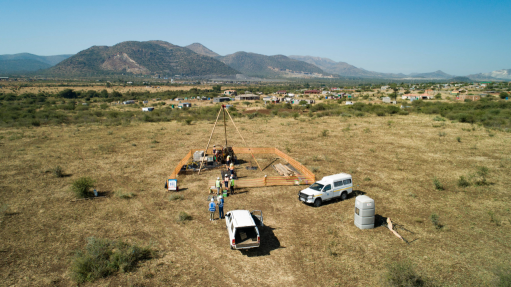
[215, 177, 222, 195]
[226, 154, 231, 166]
[224, 174, 229, 194]
[217, 195, 224, 219]
[209, 198, 216, 221]
[230, 176, 235, 195]
[229, 162, 234, 176]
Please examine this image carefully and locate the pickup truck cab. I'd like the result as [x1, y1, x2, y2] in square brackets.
[225, 210, 263, 250]
[298, 173, 353, 207]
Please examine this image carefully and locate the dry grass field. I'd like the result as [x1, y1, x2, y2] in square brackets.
[1, 113, 510, 286]
[0, 84, 241, 95]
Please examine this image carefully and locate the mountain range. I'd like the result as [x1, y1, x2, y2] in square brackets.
[1, 41, 510, 81]
[0, 53, 73, 73]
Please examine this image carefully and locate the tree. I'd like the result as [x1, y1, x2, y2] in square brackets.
[212, 85, 221, 93]
[499, 92, 509, 99]
[60, 89, 77, 99]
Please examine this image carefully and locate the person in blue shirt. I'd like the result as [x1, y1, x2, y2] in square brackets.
[209, 198, 216, 221]
[217, 195, 224, 219]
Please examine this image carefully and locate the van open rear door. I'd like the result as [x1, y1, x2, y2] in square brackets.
[251, 210, 263, 226]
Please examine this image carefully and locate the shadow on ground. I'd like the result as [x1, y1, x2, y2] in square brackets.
[240, 226, 283, 257]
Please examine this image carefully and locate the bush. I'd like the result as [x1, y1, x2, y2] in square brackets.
[71, 177, 96, 198]
[495, 267, 511, 286]
[458, 176, 471, 187]
[433, 177, 443, 190]
[499, 92, 509, 99]
[383, 261, 433, 287]
[320, 129, 329, 137]
[53, 165, 64, 178]
[177, 211, 192, 222]
[71, 237, 153, 283]
[476, 166, 489, 185]
[169, 194, 184, 201]
[430, 213, 443, 229]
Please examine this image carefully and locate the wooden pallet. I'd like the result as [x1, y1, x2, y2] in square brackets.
[273, 163, 295, 177]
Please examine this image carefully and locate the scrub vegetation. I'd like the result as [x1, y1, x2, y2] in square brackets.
[0, 85, 510, 286]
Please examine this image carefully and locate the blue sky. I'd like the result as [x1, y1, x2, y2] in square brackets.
[1, 0, 510, 75]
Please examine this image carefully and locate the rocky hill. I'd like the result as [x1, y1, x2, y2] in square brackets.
[185, 43, 220, 58]
[47, 41, 238, 77]
[468, 69, 511, 80]
[218, 52, 327, 78]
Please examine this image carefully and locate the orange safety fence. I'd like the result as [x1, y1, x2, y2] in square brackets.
[275, 148, 315, 181]
[169, 147, 316, 188]
[208, 175, 314, 188]
[169, 150, 192, 179]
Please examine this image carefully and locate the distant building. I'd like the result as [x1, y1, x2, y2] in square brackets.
[123, 100, 135, 104]
[213, 97, 231, 103]
[0, 77, 9, 81]
[457, 95, 480, 101]
[381, 86, 390, 91]
[304, 90, 320, 94]
[142, 107, 154, 112]
[223, 90, 237, 96]
[276, 90, 287, 95]
[178, 102, 192, 108]
[402, 93, 433, 100]
[235, 94, 260, 101]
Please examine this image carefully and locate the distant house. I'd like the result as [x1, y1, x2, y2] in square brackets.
[143, 100, 149, 104]
[276, 90, 287, 95]
[292, 99, 314, 105]
[331, 87, 341, 91]
[235, 94, 260, 101]
[345, 101, 354, 105]
[304, 90, 320, 94]
[457, 95, 480, 101]
[142, 107, 154, 112]
[451, 90, 460, 95]
[223, 90, 237, 96]
[213, 97, 231, 103]
[381, 97, 396, 104]
[0, 77, 9, 81]
[381, 86, 390, 91]
[178, 102, 192, 108]
[123, 100, 135, 104]
[175, 98, 183, 101]
[402, 93, 433, 100]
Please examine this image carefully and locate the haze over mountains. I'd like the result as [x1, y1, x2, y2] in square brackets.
[1, 41, 509, 81]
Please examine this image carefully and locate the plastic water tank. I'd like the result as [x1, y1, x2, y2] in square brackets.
[354, 195, 375, 230]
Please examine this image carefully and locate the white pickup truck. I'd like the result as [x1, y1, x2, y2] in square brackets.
[298, 173, 353, 207]
[225, 210, 263, 250]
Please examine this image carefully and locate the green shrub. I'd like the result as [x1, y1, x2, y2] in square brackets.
[495, 267, 511, 286]
[475, 166, 489, 185]
[383, 261, 433, 287]
[433, 177, 443, 190]
[71, 237, 153, 283]
[184, 118, 193, 125]
[71, 177, 96, 198]
[320, 129, 329, 137]
[458, 176, 471, 187]
[456, 137, 461, 142]
[177, 211, 192, 222]
[169, 194, 184, 201]
[433, 116, 445, 121]
[430, 213, 443, 229]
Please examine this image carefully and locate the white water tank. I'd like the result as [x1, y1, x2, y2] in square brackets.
[354, 195, 375, 230]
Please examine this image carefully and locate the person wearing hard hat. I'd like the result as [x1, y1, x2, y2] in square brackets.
[226, 154, 231, 166]
[230, 175, 235, 195]
[217, 195, 224, 219]
[209, 198, 216, 221]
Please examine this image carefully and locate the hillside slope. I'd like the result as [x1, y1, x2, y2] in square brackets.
[289, 55, 407, 78]
[0, 59, 51, 74]
[185, 43, 220, 57]
[47, 41, 238, 77]
[218, 52, 327, 78]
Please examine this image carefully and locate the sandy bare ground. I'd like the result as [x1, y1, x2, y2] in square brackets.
[0, 114, 510, 286]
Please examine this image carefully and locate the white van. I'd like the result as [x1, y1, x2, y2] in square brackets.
[298, 173, 353, 207]
[225, 210, 263, 250]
